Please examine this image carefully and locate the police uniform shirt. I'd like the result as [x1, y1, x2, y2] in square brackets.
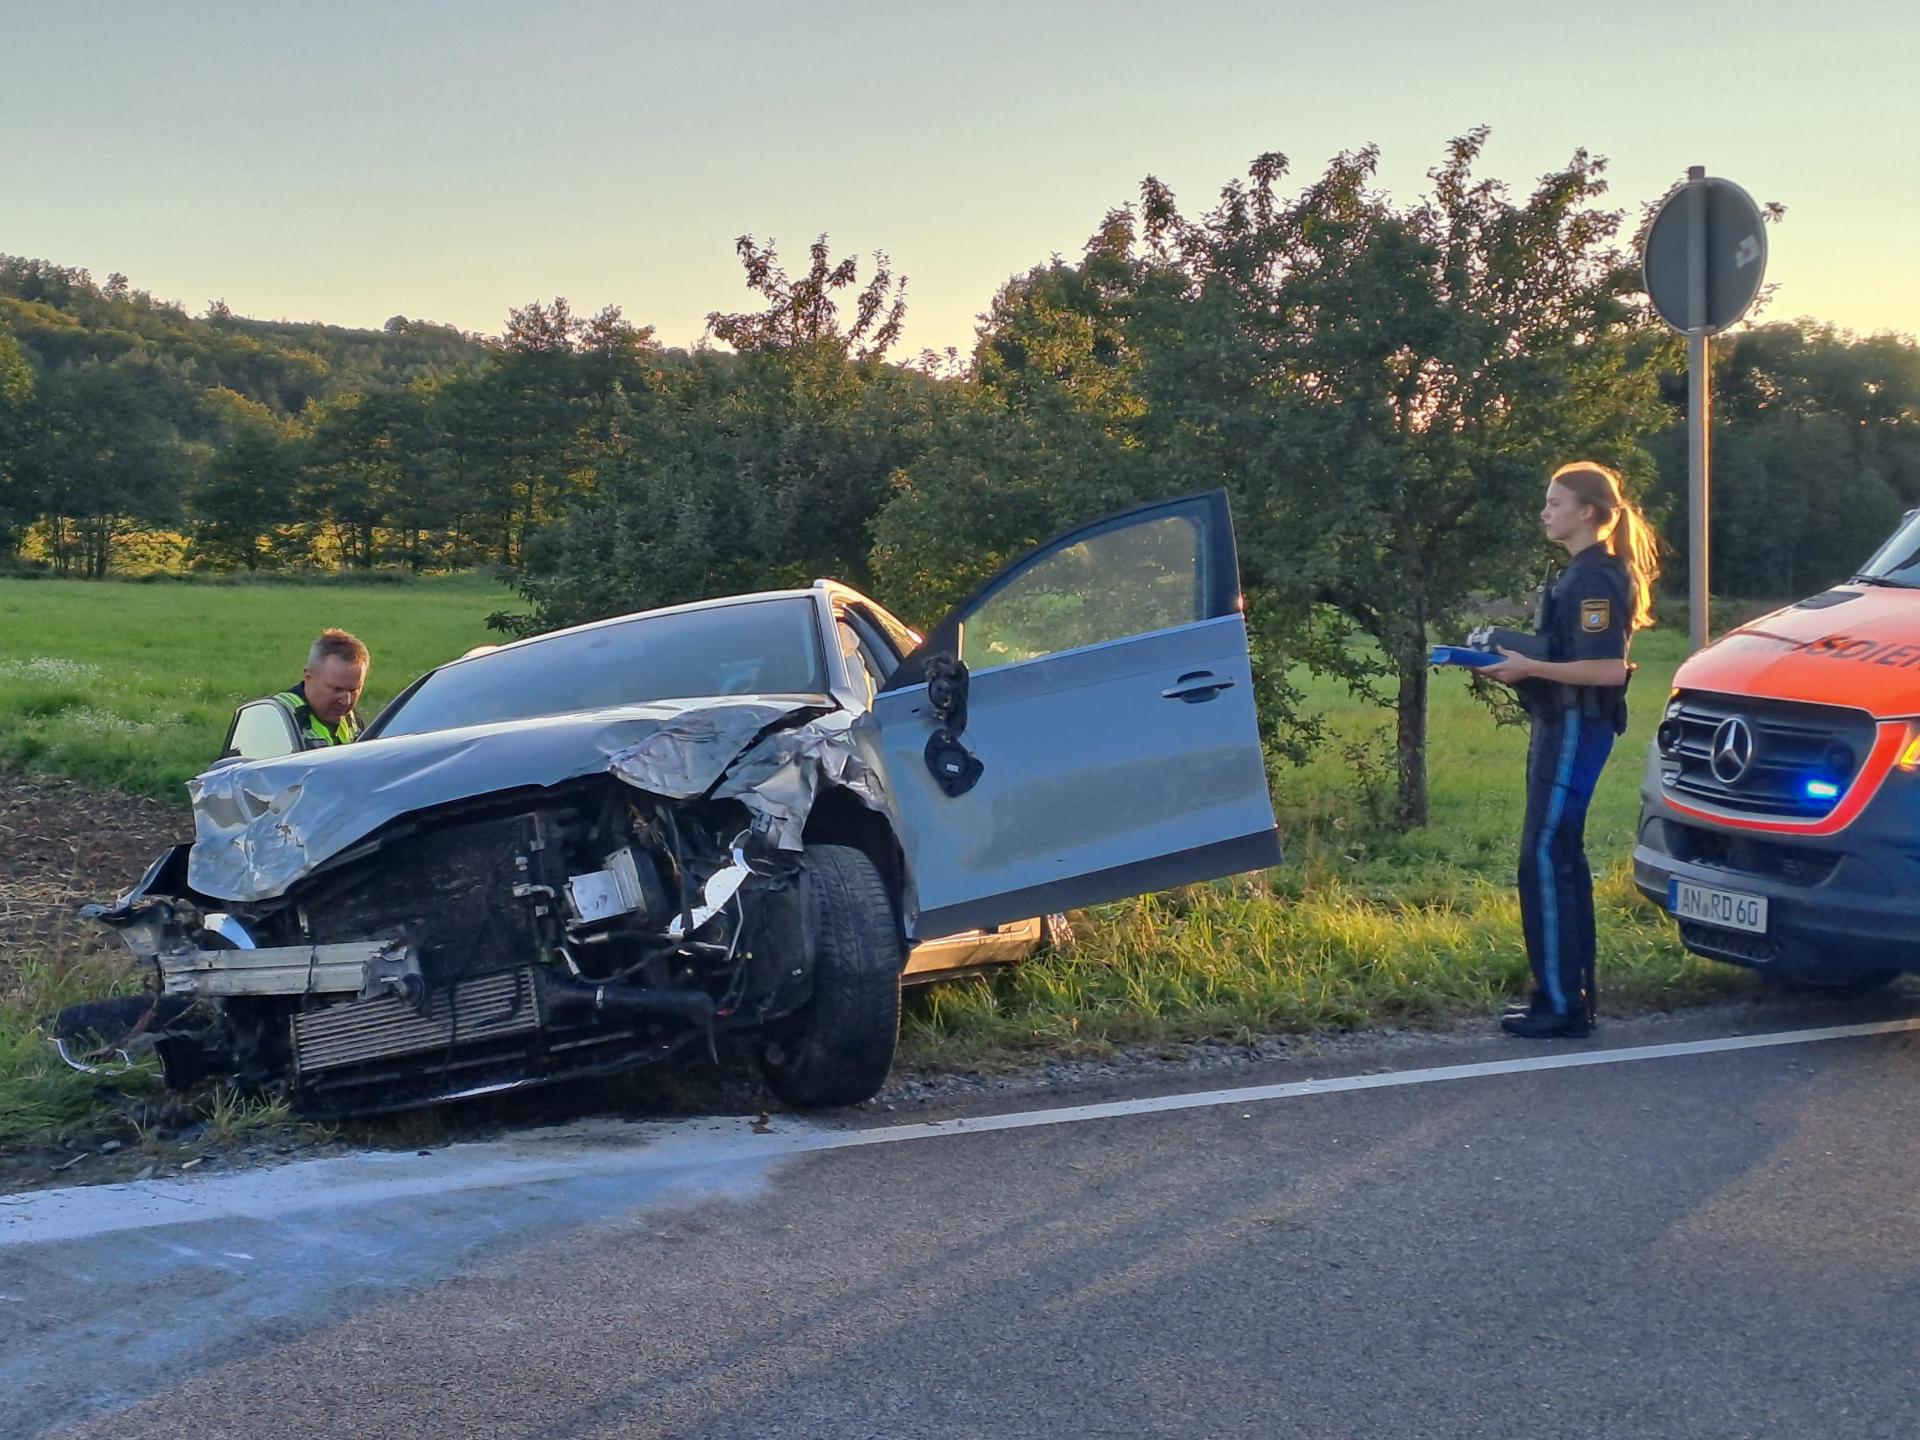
[1547, 544, 1632, 666]
[1531, 543, 1633, 731]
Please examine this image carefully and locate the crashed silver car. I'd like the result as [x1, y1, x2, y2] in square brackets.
[58, 492, 1282, 1114]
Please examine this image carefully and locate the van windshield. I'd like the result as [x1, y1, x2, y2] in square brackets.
[1855, 512, 1920, 588]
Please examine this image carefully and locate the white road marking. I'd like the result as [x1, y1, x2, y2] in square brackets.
[5, 1017, 1916, 1247]
[843, 1016, 1920, 1145]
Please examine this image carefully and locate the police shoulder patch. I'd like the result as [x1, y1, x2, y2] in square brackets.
[1580, 599, 1611, 632]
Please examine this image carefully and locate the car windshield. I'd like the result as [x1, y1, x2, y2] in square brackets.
[377, 598, 827, 738]
[1854, 511, 1920, 588]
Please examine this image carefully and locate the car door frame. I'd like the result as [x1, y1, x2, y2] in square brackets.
[871, 489, 1280, 938]
[882, 489, 1242, 693]
[218, 699, 304, 763]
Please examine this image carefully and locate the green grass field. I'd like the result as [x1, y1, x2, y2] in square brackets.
[0, 575, 515, 795]
[0, 578, 1736, 1146]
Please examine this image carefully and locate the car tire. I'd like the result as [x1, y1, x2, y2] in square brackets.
[758, 844, 903, 1109]
[50, 993, 196, 1045]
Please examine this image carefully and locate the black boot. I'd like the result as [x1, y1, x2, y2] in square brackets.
[1500, 1007, 1592, 1039]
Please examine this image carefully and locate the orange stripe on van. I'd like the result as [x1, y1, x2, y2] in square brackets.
[1663, 722, 1908, 837]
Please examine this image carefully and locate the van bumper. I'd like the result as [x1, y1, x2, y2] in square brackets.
[1635, 746, 1920, 980]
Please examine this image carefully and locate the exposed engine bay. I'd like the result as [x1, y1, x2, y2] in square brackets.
[69, 780, 833, 1115]
[59, 689, 921, 1116]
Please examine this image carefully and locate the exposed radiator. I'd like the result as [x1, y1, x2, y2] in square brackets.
[291, 968, 541, 1076]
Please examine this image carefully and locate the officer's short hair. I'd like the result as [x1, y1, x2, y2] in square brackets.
[308, 628, 369, 671]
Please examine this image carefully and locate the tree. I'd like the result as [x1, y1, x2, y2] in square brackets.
[871, 253, 1157, 619]
[1155, 137, 1673, 824]
[16, 361, 186, 577]
[507, 239, 929, 633]
[297, 388, 423, 568]
[185, 389, 297, 570]
[706, 234, 906, 360]
[1648, 322, 1920, 595]
[0, 330, 34, 559]
[877, 135, 1671, 826]
[378, 381, 463, 571]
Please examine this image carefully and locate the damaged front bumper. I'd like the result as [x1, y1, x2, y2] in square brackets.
[65, 790, 826, 1115]
[57, 694, 908, 1117]
[81, 895, 423, 1000]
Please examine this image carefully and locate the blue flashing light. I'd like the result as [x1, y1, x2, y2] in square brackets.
[1805, 779, 1841, 801]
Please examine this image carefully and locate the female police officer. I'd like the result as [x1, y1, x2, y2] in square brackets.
[1482, 462, 1660, 1038]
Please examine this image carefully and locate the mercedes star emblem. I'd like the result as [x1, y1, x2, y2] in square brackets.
[1709, 716, 1757, 785]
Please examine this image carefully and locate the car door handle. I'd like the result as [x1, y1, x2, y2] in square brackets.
[1161, 671, 1236, 702]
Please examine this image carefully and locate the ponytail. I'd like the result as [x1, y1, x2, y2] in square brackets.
[1549, 462, 1660, 631]
[1607, 499, 1661, 631]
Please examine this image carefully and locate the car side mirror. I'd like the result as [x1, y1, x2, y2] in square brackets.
[924, 652, 971, 736]
[920, 653, 983, 798]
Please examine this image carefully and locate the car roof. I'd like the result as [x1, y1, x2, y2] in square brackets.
[442, 582, 883, 672]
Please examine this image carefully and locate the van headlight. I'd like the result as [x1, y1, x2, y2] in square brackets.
[1900, 726, 1920, 772]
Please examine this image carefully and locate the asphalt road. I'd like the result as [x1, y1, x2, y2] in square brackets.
[7, 1003, 1920, 1440]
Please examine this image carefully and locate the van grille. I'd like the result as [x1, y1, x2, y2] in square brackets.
[1679, 921, 1777, 965]
[1659, 692, 1878, 821]
[1661, 823, 1843, 886]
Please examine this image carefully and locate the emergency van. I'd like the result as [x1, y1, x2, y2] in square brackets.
[1635, 509, 1920, 985]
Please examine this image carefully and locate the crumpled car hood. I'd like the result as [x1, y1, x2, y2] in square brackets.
[187, 695, 874, 903]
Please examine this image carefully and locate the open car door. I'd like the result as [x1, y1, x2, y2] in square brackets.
[870, 490, 1281, 940]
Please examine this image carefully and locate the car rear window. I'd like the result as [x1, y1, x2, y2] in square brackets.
[377, 598, 827, 737]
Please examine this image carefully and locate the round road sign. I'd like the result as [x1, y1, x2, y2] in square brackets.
[1643, 174, 1769, 335]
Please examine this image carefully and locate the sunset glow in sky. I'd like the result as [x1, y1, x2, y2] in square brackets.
[4, 0, 1915, 353]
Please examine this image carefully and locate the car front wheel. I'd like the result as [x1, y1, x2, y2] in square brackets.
[758, 844, 903, 1108]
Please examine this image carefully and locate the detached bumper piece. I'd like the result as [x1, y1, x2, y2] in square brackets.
[162, 941, 403, 998]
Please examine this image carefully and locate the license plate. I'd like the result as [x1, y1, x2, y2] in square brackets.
[1669, 879, 1769, 935]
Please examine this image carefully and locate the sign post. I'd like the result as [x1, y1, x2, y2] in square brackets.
[1643, 168, 1768, 652]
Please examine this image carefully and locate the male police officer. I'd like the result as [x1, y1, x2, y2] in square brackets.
[266, 628, 369, 749]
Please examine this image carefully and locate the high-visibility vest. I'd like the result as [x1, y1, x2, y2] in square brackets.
[270, 690, 360, 749]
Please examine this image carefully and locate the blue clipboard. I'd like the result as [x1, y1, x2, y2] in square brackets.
[1429, 646, 1502, 669]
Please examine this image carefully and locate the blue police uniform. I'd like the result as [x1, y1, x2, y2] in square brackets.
[1509, 544, 1633, 1036]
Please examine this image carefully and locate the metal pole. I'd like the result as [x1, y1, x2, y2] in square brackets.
[1686, 165, 1711, 652]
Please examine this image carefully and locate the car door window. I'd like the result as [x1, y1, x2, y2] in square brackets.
[961, 512, 1206, 671]
[225, 702, 301, 760]
[835, 620, 888, 705]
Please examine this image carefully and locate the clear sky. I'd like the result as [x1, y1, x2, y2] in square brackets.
[3, 0, 1915, 354]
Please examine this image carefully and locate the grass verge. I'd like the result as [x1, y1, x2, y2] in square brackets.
[902, 863, 1739, 1067]
[0, 946, 159, 1148]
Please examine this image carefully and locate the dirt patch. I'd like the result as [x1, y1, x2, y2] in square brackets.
[0, 770, 189, 979]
